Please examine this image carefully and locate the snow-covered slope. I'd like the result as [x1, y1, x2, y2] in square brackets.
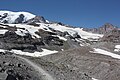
[0, 10, 104, 57]
[42, 23, 103, 40]
[0, 10, 103, 40]
[44, 23, 103, 39]
[6, 23, 103, 40]
[0, 10, 35, 23]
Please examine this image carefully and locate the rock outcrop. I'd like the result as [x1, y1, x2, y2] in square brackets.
[101, 29, 120, 43]
[84, 23, 117, 34]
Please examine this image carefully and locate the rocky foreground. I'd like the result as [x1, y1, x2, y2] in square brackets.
[0, 51, 43, 80]
[27, 44, 120, 80]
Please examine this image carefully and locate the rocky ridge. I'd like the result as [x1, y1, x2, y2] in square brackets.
[84, 23, 117, 34]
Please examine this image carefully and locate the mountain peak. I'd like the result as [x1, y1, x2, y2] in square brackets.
[0, 10, 35, 23]
[102, 23, 115, 28]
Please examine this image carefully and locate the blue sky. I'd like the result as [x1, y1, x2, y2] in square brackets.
[0, 0, 120, 28]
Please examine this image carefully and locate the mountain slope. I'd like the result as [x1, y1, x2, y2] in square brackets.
[0, 10, 120, 80]
[0, 22, 103, 57]
[0, 11, 103, 57]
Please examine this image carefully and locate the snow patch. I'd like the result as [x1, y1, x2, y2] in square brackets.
[0, 48, 58, 57]
[56, 35, 67, 41]
[90, 48, 120, 59]
[15, 29, 28, 36]
[115, 45, 120, 49]
[52, 35, 67, 41]
[92, 78, 98, 80]
[114, 45, 120, 52]
[10, 48, 58, 57]
[7, 24, 41, 38]
[0, 30, 8, 34]
[0, 49, 6, 53]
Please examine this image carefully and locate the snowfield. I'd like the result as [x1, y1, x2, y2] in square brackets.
[10, 48, 58, 57]
[114, 45, 120, 52]
[0, 48, 58, 57]
[0, 49, 6, 53]
[0, 10, 103, 41]
[15, 29, 28, 36]
[6, 23, 103, 41]
[0, 10, 35, 23]
[7, 24, 41, 38]
[90, 48, 120, 59]
[0, 29, 8, 34]
[44, 23, 103, 39]
[92, 78, 98, 80]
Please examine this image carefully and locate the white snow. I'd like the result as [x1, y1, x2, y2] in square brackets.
[0, 29, 8, 34]
[52, 35, 67, 41]
[114, 49, 120, 52]
[7, 24, 41, 38]
[80, 44, 85, 46]
[114, 45, 120, 52]
[15, 29, 28, 36]
[92, 78, 98, 80]
[90, 48, 120, 59]
[115, 45, 120, 49]
[0, 11, 103, 41]
[36, 23, 52, 32]
[0, 49, 6, 53]
[46, 20, 50, 23]
[0, 10, 35, 23]
[10, 48, 58, 57]
[1, 17, 103, 40]
[74, 28, 103, 39]
[7, 22, 103, 40]
[57, 35, 67, 41]
[41, 23, 103, 40]
[0, 48, 58, 57]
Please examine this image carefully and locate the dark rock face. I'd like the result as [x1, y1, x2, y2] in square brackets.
[14, 14, 25, 24]
[0, 31, 40, 52]
[0, 13, 8, 23]
[101, 29, 120, 43]
[0, 13, 8, 20]
[0, 27, 68, 52]
[43, 36, 63, 46]
[26, 16, 46, 24]
[6, 75, 17, 80]
[6, 70, 17, 80]
[72, 33, 81, 38]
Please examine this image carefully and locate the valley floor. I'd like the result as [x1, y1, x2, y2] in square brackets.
[0, 42, 120, 80]
[26, 44, 120, 80]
